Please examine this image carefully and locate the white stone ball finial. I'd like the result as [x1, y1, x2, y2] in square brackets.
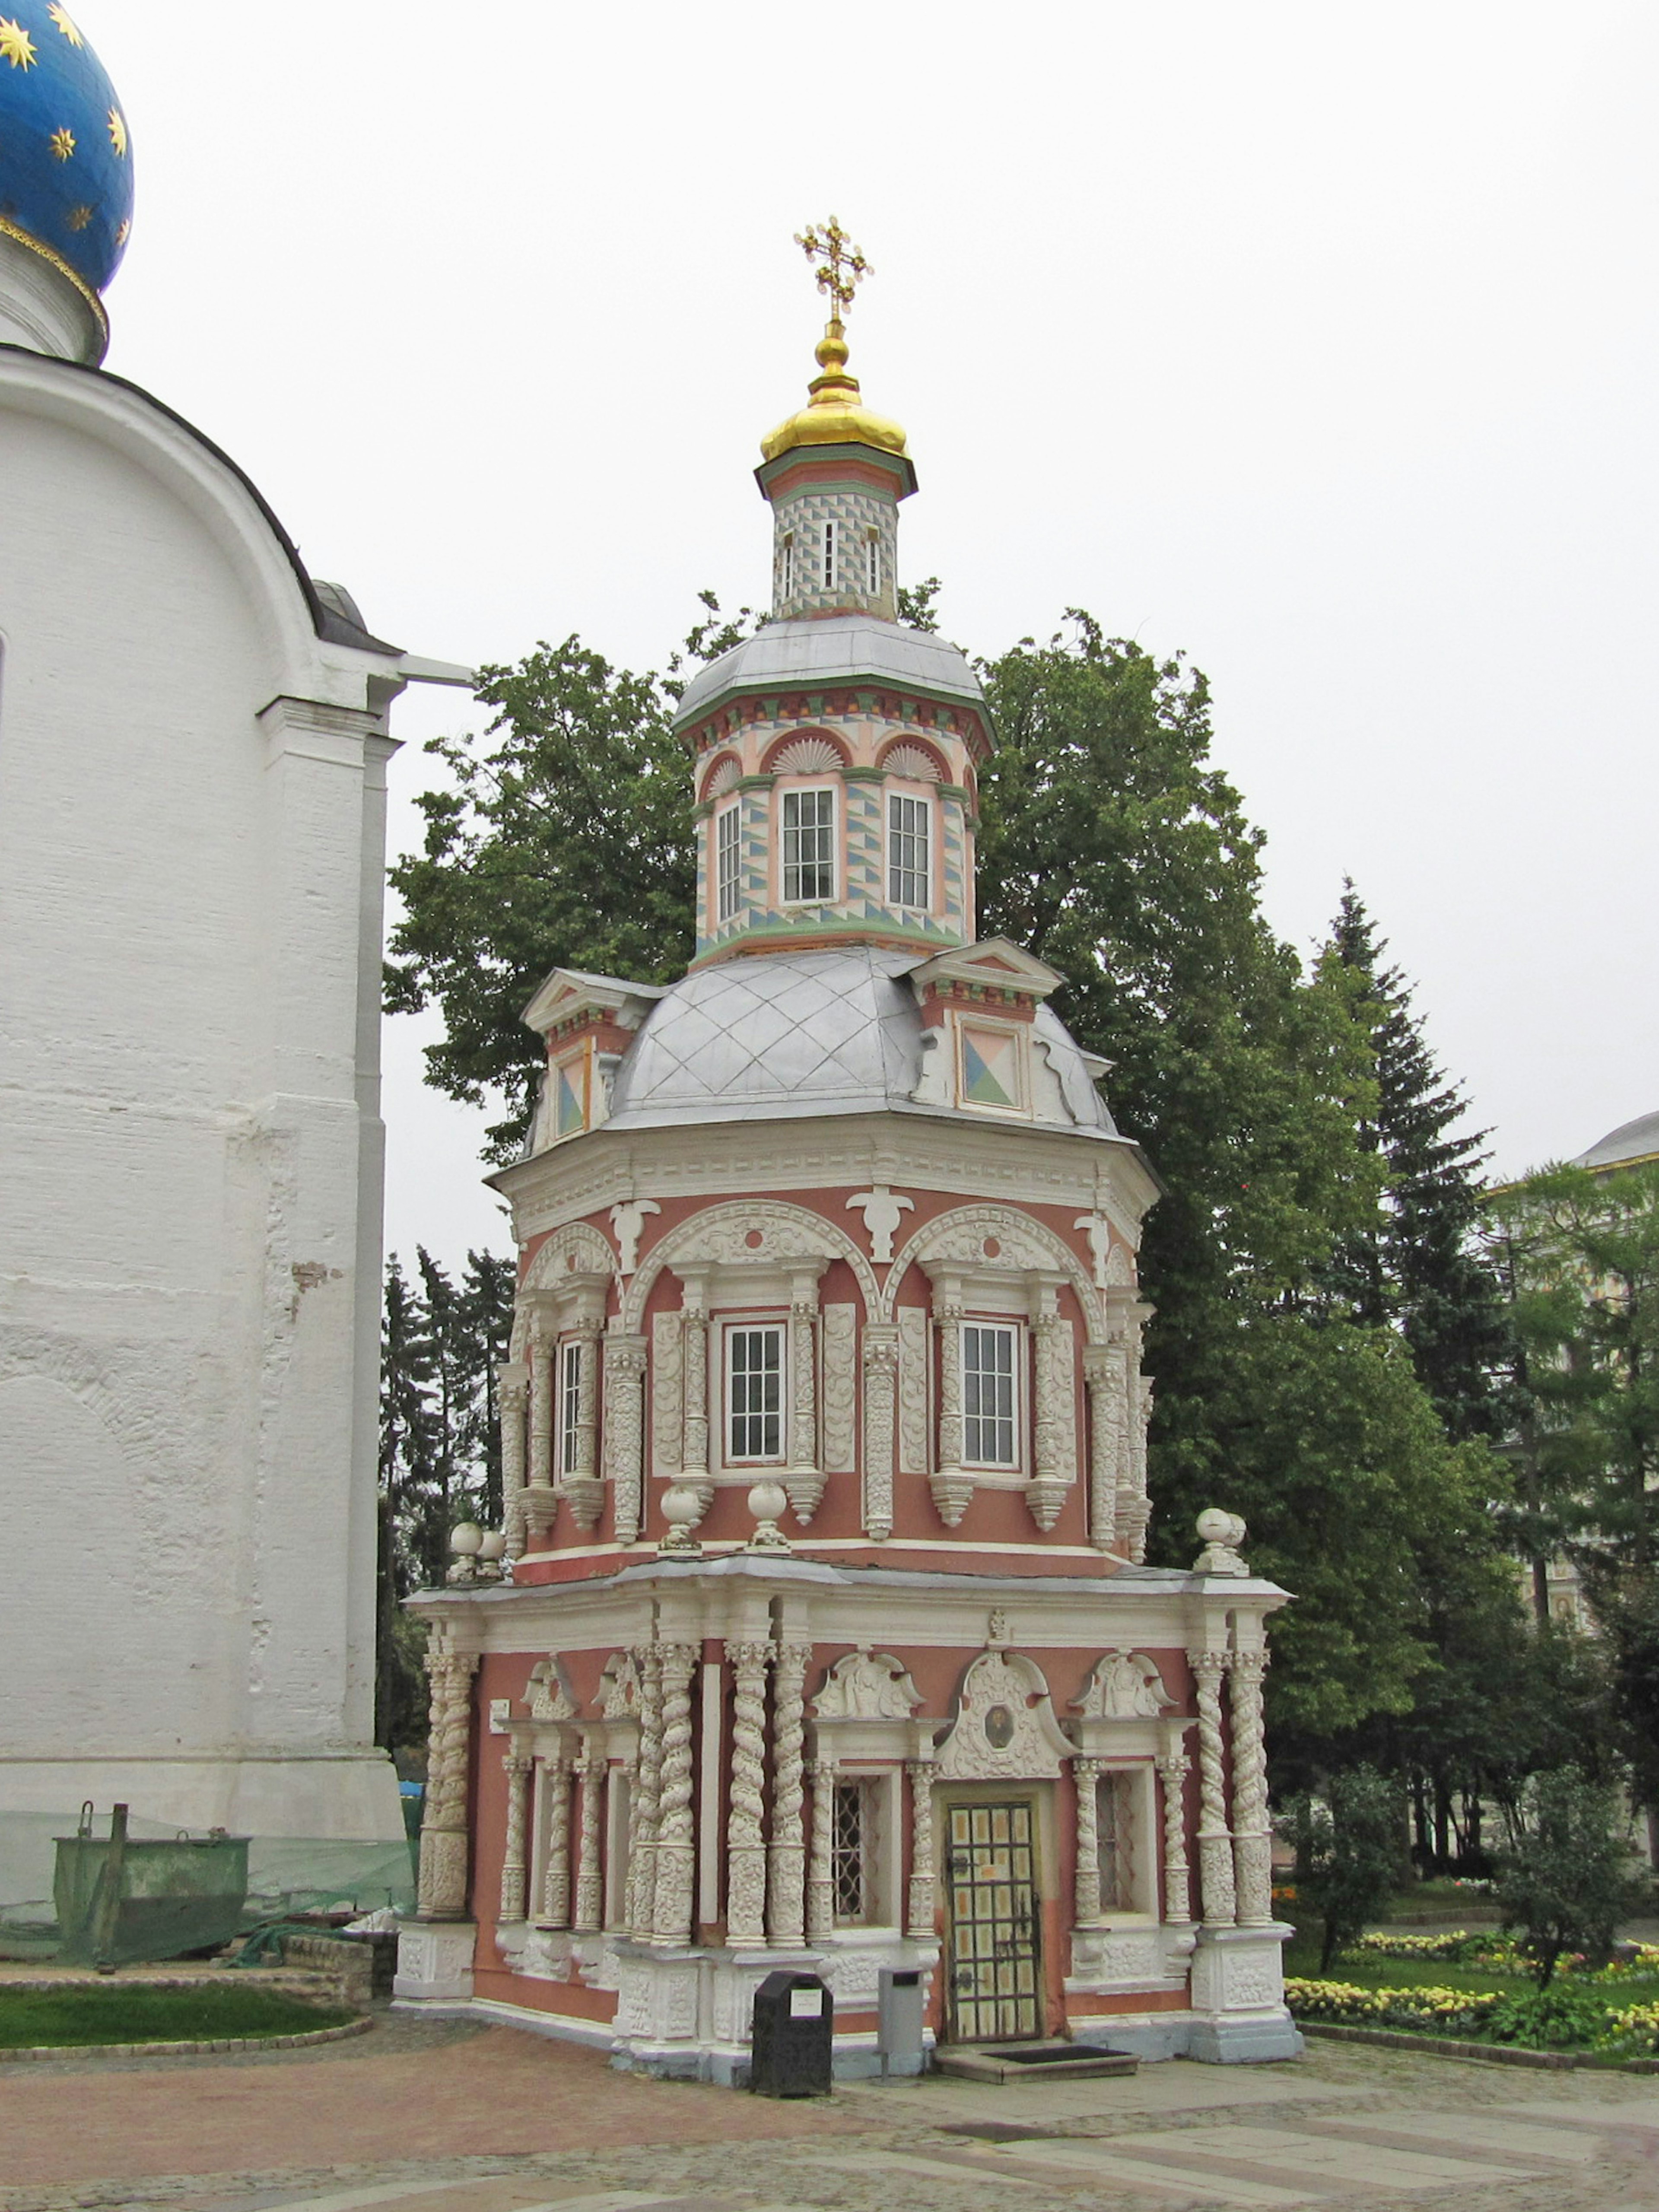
[745, 1480, 793, 1552]
[659, 1483, 704, 1555]
[1193, 1508, 1249, 1577]
[446, 1521, 483, 1584]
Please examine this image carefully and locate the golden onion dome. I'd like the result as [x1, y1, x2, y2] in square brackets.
[760, 321, 908, 464]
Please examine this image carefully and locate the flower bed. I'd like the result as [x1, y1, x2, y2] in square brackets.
[1286, 1976, 1659, 2057]
[1351, 1930, 1659, 1979]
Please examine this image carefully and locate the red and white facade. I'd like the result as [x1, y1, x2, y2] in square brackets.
[395, 323, 1300, 2078]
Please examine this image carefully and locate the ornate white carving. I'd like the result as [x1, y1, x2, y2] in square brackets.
[1081, 1343, 1124, 1552]
[499, 1748, 533, 1923]
[786, 1278, 823, 1523]
[499, 1371, 528, 1561]
[813, 1648, 923, 1721]
[896, 1304, 929, 1476]
[678, 1283, 710, 1484]
[907, 1759, 937, 1938]
[1072, 1754, 1104, 1925]
[725, 1639, 772, 1948]
[539, 1754, 572, 1926]
[767, 1642, 810, 1947]
[1158, 1747, 1194, 1925]
[1071, 1928, 1163, 1985]
[821, 1303, 857, 1475]
[1105, 1242, 1135, 1288]
[1229, 1647, 1274, 1924]
[573, 1742, 605, 1934]
[609, 1198, 661, 1277]
[888, 1204, 1101, 1339]
[845, 1185, 915, 1264]
[650, 1309, 683, 1481]
[417, 1637, 479, 1918]
[1195, 1507, 1250, 1576]
[526, 1657, 578, 1722]
[652, 1644, 698, 1944]
[883, 742, 942, 783]
[627, 1644, 663, 1937]
[1075, 1651, 1176, 1721]
[521, 1221, 617, 1294]
[931, 1296, 970, 1527]
[704, 753, 741, 799]
[603, 1333, 648, 1545]
[1029, 1304, 1074, 1532]
[935, 1648, 1076, 1782]
[807, 1756, 835, 1941]
[1191, 1649, 1237, 1927]
[772, 735, 843, 774]
[598, 1649, 643, 1721]
[861, 1325, 898, 1539]
[626, 1200, 879, 1330]
[1074, 1213, 1112, 1290]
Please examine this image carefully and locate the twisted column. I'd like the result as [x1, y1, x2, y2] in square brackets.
[786, 1279, 824, 1523]
[1123, 1328, 1153, 1562]
[539, 1753, 572, 1926]
[1157, 1746, 1194, 1925]
[1190, 1649, 1236, 1926]
[627, 1643, 664, 1937]
[500, 1373, 528, 1562]
[906, 1759, 937, 1939]
[725, 1640, 772, 1948]
[807, 1755, 836, 1941]
[499, 1747, 532, 1922]
[1229, 1646, 1274, 1923]
[1072, 1755, 1105, 1926]
[573, 1742, 605, 1933]
[930, 1297, 971, 1526]
[416, 1642, 478, 1918]
[604, 1335, 648, 1544]
[652, 1643, 699, 1944]
[767, 1642, 810, 1946]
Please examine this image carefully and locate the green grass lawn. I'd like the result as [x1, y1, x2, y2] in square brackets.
[0, 1983, 357, 2049]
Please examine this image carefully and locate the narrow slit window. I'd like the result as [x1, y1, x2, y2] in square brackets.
[822, 518, 836, 589]
[780, 534, 794, 602]
[832, 1779, 874, 1923]
[727, 1323, 784, 1462]
[782, 787, 836, 903]
[559, 1339, 583, 1477]
[715, 801, 741, 923]
[962, 1322, 1018, 1467]
[866, 531, 881, 595]
[888, 791, 930, 909]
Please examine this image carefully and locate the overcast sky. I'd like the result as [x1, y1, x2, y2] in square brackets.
[89, 1, 1658, 1272]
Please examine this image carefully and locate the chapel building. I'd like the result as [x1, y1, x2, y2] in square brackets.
[396, 251, 1300, 2077]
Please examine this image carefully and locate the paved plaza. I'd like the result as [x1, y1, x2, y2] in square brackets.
[3, 2015, 1659, 2212]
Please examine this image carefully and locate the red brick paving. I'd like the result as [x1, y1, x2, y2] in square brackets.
[0, 2025, 876, 2189]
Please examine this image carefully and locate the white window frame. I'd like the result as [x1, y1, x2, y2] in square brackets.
[1091, 1764, 1158, 1923]
[558, 1338, 583, 1478]
[887, 789, 931, 909]
[825, 1767, 902, 1931]
[781, 785, 837, 905]
[822, 518, 836, 589]
[780, 533, 795, 602]
[961, 1319, 1021, 1470]
[866, 530, 881, 596]
[715, 799, 741, 924]
[723, 1319, 786, 1465]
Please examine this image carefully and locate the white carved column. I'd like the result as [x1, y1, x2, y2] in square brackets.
[416, 1640, 478, 1918]
[572, 1738, 605, 1934]
[807, 1754, 836, 1941]
[628, 1643, 664, 1937]
[1157, 1744, 1194, 1925]
[767, 1642, 810, 1946]
[539, 1752, 572, 1926]
[930, 1289, 972, 1527]
[906, 1758, 937, 1939]
[1028, 1284, 1071, 1533]
[1190, 1649, 1236, 1927]
[1081, 1344, 1122, 1552]
[499, 1370, 528, 1563]
[565, 1316, 605, 1530]
[678, 1274, 712, 1512]
[785, 1269, 825, 1522]
[524, 1321, 558, 1544]
[1229, 1646, 1273, 1924]
[1071, 1755, 1104, 1926]
[725, 1639, 772, 1948]
[499, 1747, 532, 1923]
[604, 1334, 648, 1545]
[1123, 1304, 1154, 1564]
[861, 1324, 899, 1540]
[652, 1642, 699, 1944]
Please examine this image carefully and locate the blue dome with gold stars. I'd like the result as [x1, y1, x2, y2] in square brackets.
[0, 2, 131, 299]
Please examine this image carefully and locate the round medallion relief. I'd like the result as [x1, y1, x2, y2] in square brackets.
[982, 1236, 1002, 1259]
[745, 1229, 765, 1249]
[983, 1704, 1015, 1749]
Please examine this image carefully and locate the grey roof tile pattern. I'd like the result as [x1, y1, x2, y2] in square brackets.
[674, 614, 986, 728]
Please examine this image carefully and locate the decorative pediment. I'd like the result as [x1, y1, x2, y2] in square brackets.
[1074, 1651, 1175, 1722]
[935, 1648, 1075, 1781]
[526, 1656, 577, 1722]
[598, 1649, 643, 1720]
[520, 1220, 617, 1297]
[909, 938, 1064, 1003]
[521, 966, 667, 1041]
[812, 1649, 923, 1722]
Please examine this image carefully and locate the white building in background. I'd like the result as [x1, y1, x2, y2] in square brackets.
[0, 3, 463, 1847]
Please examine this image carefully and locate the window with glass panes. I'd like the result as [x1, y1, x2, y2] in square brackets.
[559, 1339, 582, 1477]
[822, 518, 837, 588]
[866, 531, 881, 595]
[1096, 1771, 1138, 1912]
[782, 788, 835, 903]
[715, 802, 741, 923]
[726, 1324, 784, 1461]
[962, 1322, 1018, 1466]
[832, 1779, 874, 1923]
[888, 791, 929, 908]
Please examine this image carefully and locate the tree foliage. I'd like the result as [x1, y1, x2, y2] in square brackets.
[1289, 1764, 1406, 1974]
[1495, 1770, 1646, 1984]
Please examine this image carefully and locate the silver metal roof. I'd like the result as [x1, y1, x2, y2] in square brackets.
[602, 946, 1118, 1138]
[1574, 1108, 1659, 1170]
[674, 615, 986, 728]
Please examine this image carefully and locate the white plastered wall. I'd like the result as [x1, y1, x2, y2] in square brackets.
[0, 351, 404, 1842]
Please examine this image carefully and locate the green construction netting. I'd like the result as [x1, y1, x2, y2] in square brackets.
[0, 1808, 416, 1967]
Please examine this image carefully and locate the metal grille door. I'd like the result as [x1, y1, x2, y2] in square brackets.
[945, 1800, 1041, 2041]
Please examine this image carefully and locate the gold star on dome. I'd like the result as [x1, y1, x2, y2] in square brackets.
[115, 217, 129, 245]
[50, 126, 75, 160]
[48, 3, 83, 45]
[65, 203, 91, 231]
[0, 18, 38, 67]
[107, 108, 127, 158]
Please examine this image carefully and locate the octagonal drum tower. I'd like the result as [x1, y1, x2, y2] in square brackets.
[397, 276, 1301, 2078]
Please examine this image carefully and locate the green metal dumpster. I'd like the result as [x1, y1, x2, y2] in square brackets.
[54, 1805, 250, 1967]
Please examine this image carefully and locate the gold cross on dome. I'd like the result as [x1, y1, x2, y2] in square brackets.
[795, 216, 871, 323]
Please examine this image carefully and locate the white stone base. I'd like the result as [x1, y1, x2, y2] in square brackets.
[1070, 2012, 1194, 2062]
[1186, 1921, 1303, 2063]
[394, 1920, 477, 2002]
[0, 1752, 406, 1843]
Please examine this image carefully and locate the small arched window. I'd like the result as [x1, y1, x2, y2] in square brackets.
[780, 534, 794, 602]
[822, 519, 836, 590]
[866, 531, 881, 596]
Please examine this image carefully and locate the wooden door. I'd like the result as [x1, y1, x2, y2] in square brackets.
[944, 1799, 1042, 2041]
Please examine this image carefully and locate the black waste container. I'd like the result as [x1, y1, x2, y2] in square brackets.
[750, 1968, 834, 2096]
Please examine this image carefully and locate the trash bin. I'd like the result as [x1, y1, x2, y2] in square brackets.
[750, 1968, 834, 2096]
[878, 1965, 926, 2077]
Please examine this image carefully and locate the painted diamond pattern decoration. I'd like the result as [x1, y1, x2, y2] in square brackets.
[962, 1027, 1018, 1109]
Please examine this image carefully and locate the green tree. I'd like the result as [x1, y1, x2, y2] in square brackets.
[377, 1255, 438, 1749]
[1496, 1769, 1646, 1984]
[1290, 1764, 1405, 1973]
